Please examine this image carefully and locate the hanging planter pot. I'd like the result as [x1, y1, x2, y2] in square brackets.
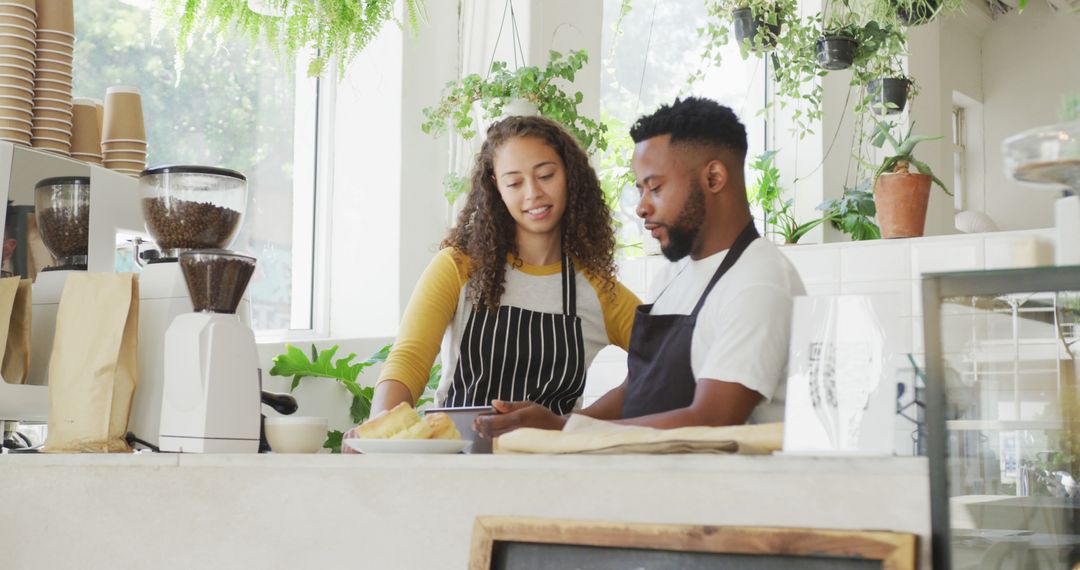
[732, 7, 781, 52]
[475, 98, 540, 136]
[892, 0, 942, 26]
[815, 36, 857, 70]
[874, 171, 931, 238]
[866, 78, 911, 115]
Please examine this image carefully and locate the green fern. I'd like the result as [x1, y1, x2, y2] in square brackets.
[157, 0, 425, 77]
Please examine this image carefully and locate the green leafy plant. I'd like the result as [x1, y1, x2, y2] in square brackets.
[421, 50, 606, 150]
[694, 0, 822, 137]
[421, 49, 607, 205]
[269, 344, 441, 453]
[817, 183, 881, 240]
[157, 0, 425, 77]
[871, 120, 951, 195]
[748, 150, 828, 244]
[877, 0, 964, 26]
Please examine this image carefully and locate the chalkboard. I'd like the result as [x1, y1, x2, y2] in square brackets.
[491, 542, 883, 570]
[469, 518, 916, 570]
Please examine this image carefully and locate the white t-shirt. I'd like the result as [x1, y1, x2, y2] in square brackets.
[648, 238, 806, 423]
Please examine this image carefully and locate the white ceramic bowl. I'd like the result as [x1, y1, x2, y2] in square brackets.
[264, 416, 328, 454]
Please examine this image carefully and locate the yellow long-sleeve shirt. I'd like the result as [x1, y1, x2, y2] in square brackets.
[378, 248, 641, 403]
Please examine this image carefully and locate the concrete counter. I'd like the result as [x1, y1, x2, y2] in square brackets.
[0, 453, 931, 569]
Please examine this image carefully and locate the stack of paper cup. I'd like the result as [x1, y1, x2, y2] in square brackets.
[30, 0, 73, 155]
[91, 96, 102, 133]
[0, 0, 37, 146]
[70, 97, 100, 164]
[101, 86, 146, 175]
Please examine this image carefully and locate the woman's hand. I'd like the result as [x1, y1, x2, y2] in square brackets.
[473, 400, 567, 439]
[340, 424, 363, 454]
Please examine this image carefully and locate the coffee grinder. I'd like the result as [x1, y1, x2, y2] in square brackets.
[158, 250, 260, 453]
[128, 166, 252, 448]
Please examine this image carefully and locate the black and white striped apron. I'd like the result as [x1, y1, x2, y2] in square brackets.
[444, 255, 587, 415]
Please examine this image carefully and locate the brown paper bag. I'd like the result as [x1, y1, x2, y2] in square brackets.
[44, 273, 140, 453]
[0, 279, 31, 384]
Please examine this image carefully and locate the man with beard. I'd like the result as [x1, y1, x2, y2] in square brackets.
[475, 97, 805, 435]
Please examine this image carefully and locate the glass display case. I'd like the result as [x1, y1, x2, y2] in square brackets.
[924, 266, 1080, 569]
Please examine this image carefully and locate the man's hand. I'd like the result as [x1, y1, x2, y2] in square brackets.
[473, 400, 567, 439]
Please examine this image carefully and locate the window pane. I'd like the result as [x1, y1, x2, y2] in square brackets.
[601, 0, 766, 252]
[73, 0, 315, 331]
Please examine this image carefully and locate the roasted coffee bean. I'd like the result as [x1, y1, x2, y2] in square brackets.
[39, 206, 90, 259]
[180, 256, 254, 313]
[142, 197, 241, 251]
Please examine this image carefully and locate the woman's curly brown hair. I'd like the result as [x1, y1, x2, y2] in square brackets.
[443, 116, 617, 311]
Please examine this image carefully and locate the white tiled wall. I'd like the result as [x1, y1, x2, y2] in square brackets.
[586, 229, 1055, 451]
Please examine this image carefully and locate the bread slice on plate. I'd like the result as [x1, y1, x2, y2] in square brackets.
[356, 402, 420, 439]
[423, 413, 461, 440]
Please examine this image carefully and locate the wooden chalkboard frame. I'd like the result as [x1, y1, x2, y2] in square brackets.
[469, 517, 918, 570]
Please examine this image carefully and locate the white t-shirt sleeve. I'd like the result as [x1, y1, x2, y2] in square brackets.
[693, 284, 794, 401]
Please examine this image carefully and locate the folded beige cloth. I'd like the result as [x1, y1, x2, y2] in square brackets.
[494, 415, 784, 455]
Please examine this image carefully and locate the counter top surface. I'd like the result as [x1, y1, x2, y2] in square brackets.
[0, 450, 928, 472]
[1, 451, 932, 569]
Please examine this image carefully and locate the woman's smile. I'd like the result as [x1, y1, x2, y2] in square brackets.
[525, 205, 552, 220]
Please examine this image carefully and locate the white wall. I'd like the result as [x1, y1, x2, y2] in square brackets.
[398, 0, 459, 320]
[906, 20, 957, 237]
[328, 18, 405, 339]
[979, 1, 1080, 230]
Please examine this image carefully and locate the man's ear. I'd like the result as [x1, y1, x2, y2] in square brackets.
[704, 159, 728, 195]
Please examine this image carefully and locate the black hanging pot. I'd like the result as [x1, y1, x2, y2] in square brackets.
[815, 36, 857, 70]
[733, 7, 781, 52]
[892, 0, 941, 25]
[867, 78, 911, 115]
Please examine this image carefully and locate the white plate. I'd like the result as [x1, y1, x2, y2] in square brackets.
[343, 438, 469, 454]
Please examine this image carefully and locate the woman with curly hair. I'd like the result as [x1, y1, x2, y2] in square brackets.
[357, 115, 640, 424]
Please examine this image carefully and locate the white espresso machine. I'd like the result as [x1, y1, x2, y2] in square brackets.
[127, 165, 253, 449]
[0, 142, 144, 426]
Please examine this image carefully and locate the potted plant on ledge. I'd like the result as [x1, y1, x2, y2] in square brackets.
[871, 120, 951, 238]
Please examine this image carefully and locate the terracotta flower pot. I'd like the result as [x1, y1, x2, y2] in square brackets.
[874, 172, 931, 238]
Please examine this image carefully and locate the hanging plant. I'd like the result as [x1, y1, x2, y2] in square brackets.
[816, 0, 859, 70]
[693, 0, 822, 137]
[883, 0, 963, 26]
[157, 0, 426, 77]
[421, 49, 608, 205]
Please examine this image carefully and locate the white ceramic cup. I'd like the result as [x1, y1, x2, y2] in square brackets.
[264, 416, 328, 453]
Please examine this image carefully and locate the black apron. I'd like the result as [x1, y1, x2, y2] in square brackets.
[444, 255, 587, 415]
[621, 222, 760, 418]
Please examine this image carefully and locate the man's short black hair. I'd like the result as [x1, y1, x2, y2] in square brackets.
[629, 97, 748, 159]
